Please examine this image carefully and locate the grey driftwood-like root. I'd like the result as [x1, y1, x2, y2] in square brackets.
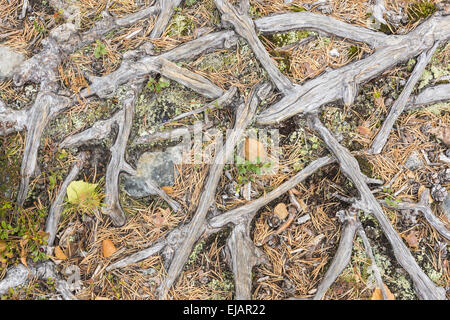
[308, 114, 445, 300]
[225, 216, 267, 300]
[214, 0, 293, 93]
[106, 153, 333, 272]
[406, 84, 450, 111]
[0, 100, 30, 136]
[158, 82, 272, 299]
[369, 41, 440, 154]
[256, 15, 450, 125]
[0, 262, 76, 300]
[381, 188, 450, 241]
[45, 152, 89, 247]
[313, 209, 359, 300]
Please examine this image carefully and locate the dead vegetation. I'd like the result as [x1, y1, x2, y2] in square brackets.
[0, 0, 449, 300]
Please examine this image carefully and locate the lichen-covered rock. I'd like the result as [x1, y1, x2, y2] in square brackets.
[431, 184, 447, 202]
[404, 151, 423, 171]
[0, 46, 25, 80]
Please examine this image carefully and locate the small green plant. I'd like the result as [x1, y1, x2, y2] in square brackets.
[348, 45, 362, 59]
[146, 77, 171, 93]
[383, 188, 401, 207]
[185, 0, 197, 6]
[290, 5, 306, 12]
[408, 1, 437, 22]
[93, 40, 107, 59]
[235, 156, 272, 191]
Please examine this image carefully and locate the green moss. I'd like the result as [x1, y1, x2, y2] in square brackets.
[168, 14, 194, 37]
[408, 1, 437, 22]
[269, 30, 311, 47]
[355, 155, 374, 177]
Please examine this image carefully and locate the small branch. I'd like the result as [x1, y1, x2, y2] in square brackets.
[214, 0, 293, 93]
[308, 114, 445, 300]
[226, 216, 267, 300]
[157, 58, 224, 99]
[406, 84, 450, 111]
[369, 41, 440, 154]
[106, 240, 166, 271]
[150, 0, 182, 38]
[168, 87, 237, 123]
[254, 11, 389, 48]
[356, 224, 390, 300]
[45, 152, 88, 247]
[313, 209, 358, 300]
[381, 188, 450, 241]
[158, 82, 272, 299]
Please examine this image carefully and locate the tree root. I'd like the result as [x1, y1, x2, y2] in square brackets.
[308, 114, 446, 300]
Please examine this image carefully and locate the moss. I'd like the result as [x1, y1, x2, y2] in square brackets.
[355, 155, 374, 177]
[408, 1, 437, 22]
[168, 14, 194, 37]
[269, 30, 311, 48]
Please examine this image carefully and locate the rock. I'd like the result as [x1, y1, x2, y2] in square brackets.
[404, 151, 423, 171]
[123, 146, 181, 198]
[329, 48, 340, 58]
[431, 184, 447, 202]
[441, 194, 450, 220]
[0, 46, 25, 80]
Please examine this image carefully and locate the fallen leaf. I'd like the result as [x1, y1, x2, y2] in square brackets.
[371, 285, 395, 300]
[102, 239, 117, 258]
[357, 126, 372, 137]
[244, 137, 266, 163]
[161, 186, 174, 195]
[54, 246, 67, 260]
[417, 185, 426, 200]
[95, 296, 110, 300]
[153, 213, 165, 228]
[274, 203, 289, 220]
[66, 180, 99, 205]
[404, 231, 419, 249]
[19, 240, 27, 267]
[0, 240, 6, 252]
[429, 126, 450, 147]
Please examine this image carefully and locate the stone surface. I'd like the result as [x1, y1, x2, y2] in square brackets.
[0, 46, 25, 80]
[404, 151, 423, 171]
[123, 147, 181, 198]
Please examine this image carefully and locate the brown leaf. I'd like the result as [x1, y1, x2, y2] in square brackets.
[0, 240, 6, 253]
[244, 137, 266, 163]
[429, 126, 450, 147]
[161, 186, 174, 195]
[102, 239, 117, 258]
[19, 240, 27, 267]
[357, 126, 372, 137]
[274, 203, 289, 220]
[95, 296, 110, 300]
[54, 246, 67, 260]
[404, 231, 419, 249]
[371, 285, 395, 300]
[153, 213, 165, 228]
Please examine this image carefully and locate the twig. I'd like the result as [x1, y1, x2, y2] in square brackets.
[369, 41, 440, 154]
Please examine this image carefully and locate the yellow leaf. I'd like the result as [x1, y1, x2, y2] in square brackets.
[66, 180, 99, 205]
[161, 186, 174, 195]
[274, 203, 289, 220]
[371, 285, 395, 300]
[102, 239, 117, 258]
[0, 240, 6, 253]
[357, 126, 372, 137]
[54, 246, 67, 260]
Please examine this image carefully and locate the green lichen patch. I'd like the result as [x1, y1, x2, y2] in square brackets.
[407, 1, 438, 22]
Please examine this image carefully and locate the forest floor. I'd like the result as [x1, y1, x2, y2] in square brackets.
[0, 0, 449, 300]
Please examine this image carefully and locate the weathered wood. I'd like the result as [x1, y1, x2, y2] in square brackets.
[254, 11, 389, 48]
[406, 84, 450, 111]
[150, 0, 182, 38]
[168, 87, 237, 123]
[81, 30, 238, 98]
[0, 262, 76, 300]
[381, 188, 450, 241]
[308, 114, 445, 300]
[369, 42, 440, 154]
[158, 82, 272, 299]
[256, 15, 450, 125]
[226, 217, 266, 300]
[46, 152, 88, 247]
[134, 123, 212, 146]
[214, 0, 294, 93]
[313, 209, 358, 300]
[157, 58, 224, 99]
[0, 100, 29, 136]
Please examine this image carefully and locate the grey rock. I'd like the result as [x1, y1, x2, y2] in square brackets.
[405, 151, 423, 171]
[329, 48, 340, 58]
[123, 146, 181, 198]
[431, 184, 447, 202]
[0, 46, 25, 80]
